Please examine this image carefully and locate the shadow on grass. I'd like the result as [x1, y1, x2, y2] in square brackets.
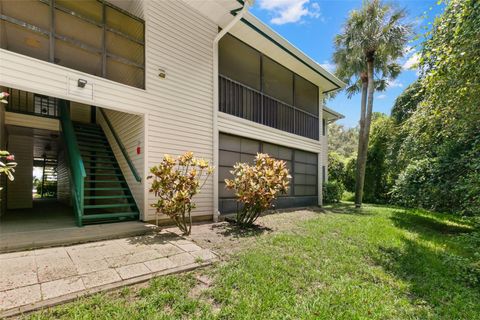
[372, 210, 479, 318]
[391, 210, 473, 235]
[323, 202, 375, 216]
[212, 222, 272, 239]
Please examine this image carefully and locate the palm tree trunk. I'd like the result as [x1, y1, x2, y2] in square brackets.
[355, 57, 375, 208]
[354, 74, 368, 207]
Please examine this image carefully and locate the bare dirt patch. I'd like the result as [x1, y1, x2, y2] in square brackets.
[163, 208, 324, 257]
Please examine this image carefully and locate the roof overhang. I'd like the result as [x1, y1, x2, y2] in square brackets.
[323, 106, 344, 122]
[183, 0, 346, 94]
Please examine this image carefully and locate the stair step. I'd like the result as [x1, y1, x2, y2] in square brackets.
[77, 139, 110, 146]
[85, 187, 129, 191]
[83, 160, 117, 164]
[84, 203, 136, 209]
[81, 155, 116, 160]
[76, 131, 105, 138]
[85, 195, 133, 200]
[84, 166, 120, 170]
[87, 173, 124, 176]
[81, 211, 139, 220]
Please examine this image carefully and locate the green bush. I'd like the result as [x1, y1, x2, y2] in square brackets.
[323, 180, 345, 204]
[342, 191, 355, 202]
[328, 152, 345, 182]
[343, 157, 356, 192]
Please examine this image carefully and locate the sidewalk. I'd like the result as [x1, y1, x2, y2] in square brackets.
[0, 231, 217, 317]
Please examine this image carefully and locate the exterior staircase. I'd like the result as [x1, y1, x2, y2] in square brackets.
[73, 122, 139, 224]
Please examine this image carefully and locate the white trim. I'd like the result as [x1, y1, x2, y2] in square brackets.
[143, 112, 150, 222]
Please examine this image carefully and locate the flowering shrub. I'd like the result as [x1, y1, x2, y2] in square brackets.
[0, 92, 16, 191]
[148, 152, 213, 235]
[225, 153, 291, 226]
[0, 91, 9, 104]
[0, 151, 17, 191]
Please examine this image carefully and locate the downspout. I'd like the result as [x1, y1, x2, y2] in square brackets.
[212, 1, 252, 222]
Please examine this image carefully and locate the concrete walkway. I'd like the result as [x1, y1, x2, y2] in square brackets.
[0, 231, 217, 317]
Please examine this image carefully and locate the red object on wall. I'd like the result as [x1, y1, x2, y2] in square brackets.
[136, 146, 141, 155]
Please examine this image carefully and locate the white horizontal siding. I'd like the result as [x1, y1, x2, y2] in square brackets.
[218, 112, 322, 154]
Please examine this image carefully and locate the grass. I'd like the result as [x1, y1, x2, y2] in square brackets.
[26, 204, 480, 320]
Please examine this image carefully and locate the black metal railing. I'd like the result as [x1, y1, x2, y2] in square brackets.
[5, 88, 59, 118]
[219, 75, 319, 140]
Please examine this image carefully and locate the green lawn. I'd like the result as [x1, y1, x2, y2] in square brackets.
[27, 204, 480, 320]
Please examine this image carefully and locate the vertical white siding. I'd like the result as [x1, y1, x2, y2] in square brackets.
[7, 135, 33, 209]
[98, 108, 145, 217]
[57, 147, 70, 205]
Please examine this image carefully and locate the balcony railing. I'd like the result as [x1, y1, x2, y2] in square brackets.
[219, 75, 319, 140]
[5, 88, 59, 118]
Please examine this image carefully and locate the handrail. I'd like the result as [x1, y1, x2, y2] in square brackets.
[99, 108, 142, 182]
[59, 100, 86, 227]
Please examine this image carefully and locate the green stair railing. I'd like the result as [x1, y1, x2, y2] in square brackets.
[99, 108, 141, 182]
[60, 101, 86, 226]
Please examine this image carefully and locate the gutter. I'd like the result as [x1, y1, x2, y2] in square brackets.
[212, 0, 252, 222]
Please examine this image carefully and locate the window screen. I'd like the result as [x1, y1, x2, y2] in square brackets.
[0, 0, 145, 89]
[295, 75, 318, 115]
[219, 34, 261, 91]
[219, 134, 318, 213]
[262, 57, 294, 105]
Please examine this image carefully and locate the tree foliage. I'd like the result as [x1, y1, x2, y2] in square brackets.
[364, 113, 395, 203]
[392, 0, 480, 215]
[328, 123, 359, 158]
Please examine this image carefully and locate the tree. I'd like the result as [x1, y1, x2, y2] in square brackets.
[327, 123, 359, 158]
[333, 0, 411, 207]
[392, 0, 480, 215]
[390, 79, 424, 124]
[364, 113, 395, 203]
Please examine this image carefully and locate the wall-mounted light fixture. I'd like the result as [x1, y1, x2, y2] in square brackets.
[77, 79, 88, 88]
[158, 68, 166, 79]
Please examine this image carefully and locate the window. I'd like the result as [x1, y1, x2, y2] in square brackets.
[0, 0, 145, 89]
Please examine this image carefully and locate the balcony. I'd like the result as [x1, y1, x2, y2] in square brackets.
[219, 75, 319, 140]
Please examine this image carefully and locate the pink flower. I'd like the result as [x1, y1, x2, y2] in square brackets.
[6, 155, 14, 161]
[1, 92, 9, 97]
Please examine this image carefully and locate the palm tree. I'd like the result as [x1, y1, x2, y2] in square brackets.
[333, 0, 410, 207]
